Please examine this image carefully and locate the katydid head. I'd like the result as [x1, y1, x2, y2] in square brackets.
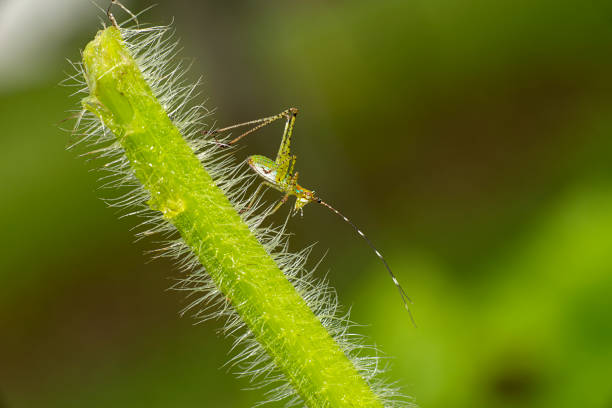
[293, 186, 319, 215]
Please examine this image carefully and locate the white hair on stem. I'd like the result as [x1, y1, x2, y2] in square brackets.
[63, 12, 414, 408]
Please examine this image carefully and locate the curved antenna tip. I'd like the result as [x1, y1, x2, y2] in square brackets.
[318, 199, 417, 327]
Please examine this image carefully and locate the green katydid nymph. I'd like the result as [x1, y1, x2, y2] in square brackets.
[208, 108, 415, 325]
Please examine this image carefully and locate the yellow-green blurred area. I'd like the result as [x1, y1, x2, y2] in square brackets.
[1, 0, 612, 406]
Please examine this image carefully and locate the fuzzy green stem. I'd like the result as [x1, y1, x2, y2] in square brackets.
[81, 26, 383, 408]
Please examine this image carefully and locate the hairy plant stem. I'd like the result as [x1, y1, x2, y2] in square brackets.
[81, 26, 383, 408]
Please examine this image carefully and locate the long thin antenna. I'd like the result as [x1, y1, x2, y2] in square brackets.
[319, 200, 416, 326]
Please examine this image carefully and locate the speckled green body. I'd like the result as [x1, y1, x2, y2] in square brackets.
[80, 26, 383, 408]
[247, 154, 318, 210]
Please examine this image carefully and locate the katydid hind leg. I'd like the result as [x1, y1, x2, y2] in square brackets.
[241, 182, 268, 213]
[209, 108, 297, 147]
[274, 109, 298, 179]
[269, 194, 290, 216]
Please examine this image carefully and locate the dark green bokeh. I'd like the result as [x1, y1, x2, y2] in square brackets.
[1, 1, 611, 407]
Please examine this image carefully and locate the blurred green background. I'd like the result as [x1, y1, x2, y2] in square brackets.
[2, 0, 612, 407]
